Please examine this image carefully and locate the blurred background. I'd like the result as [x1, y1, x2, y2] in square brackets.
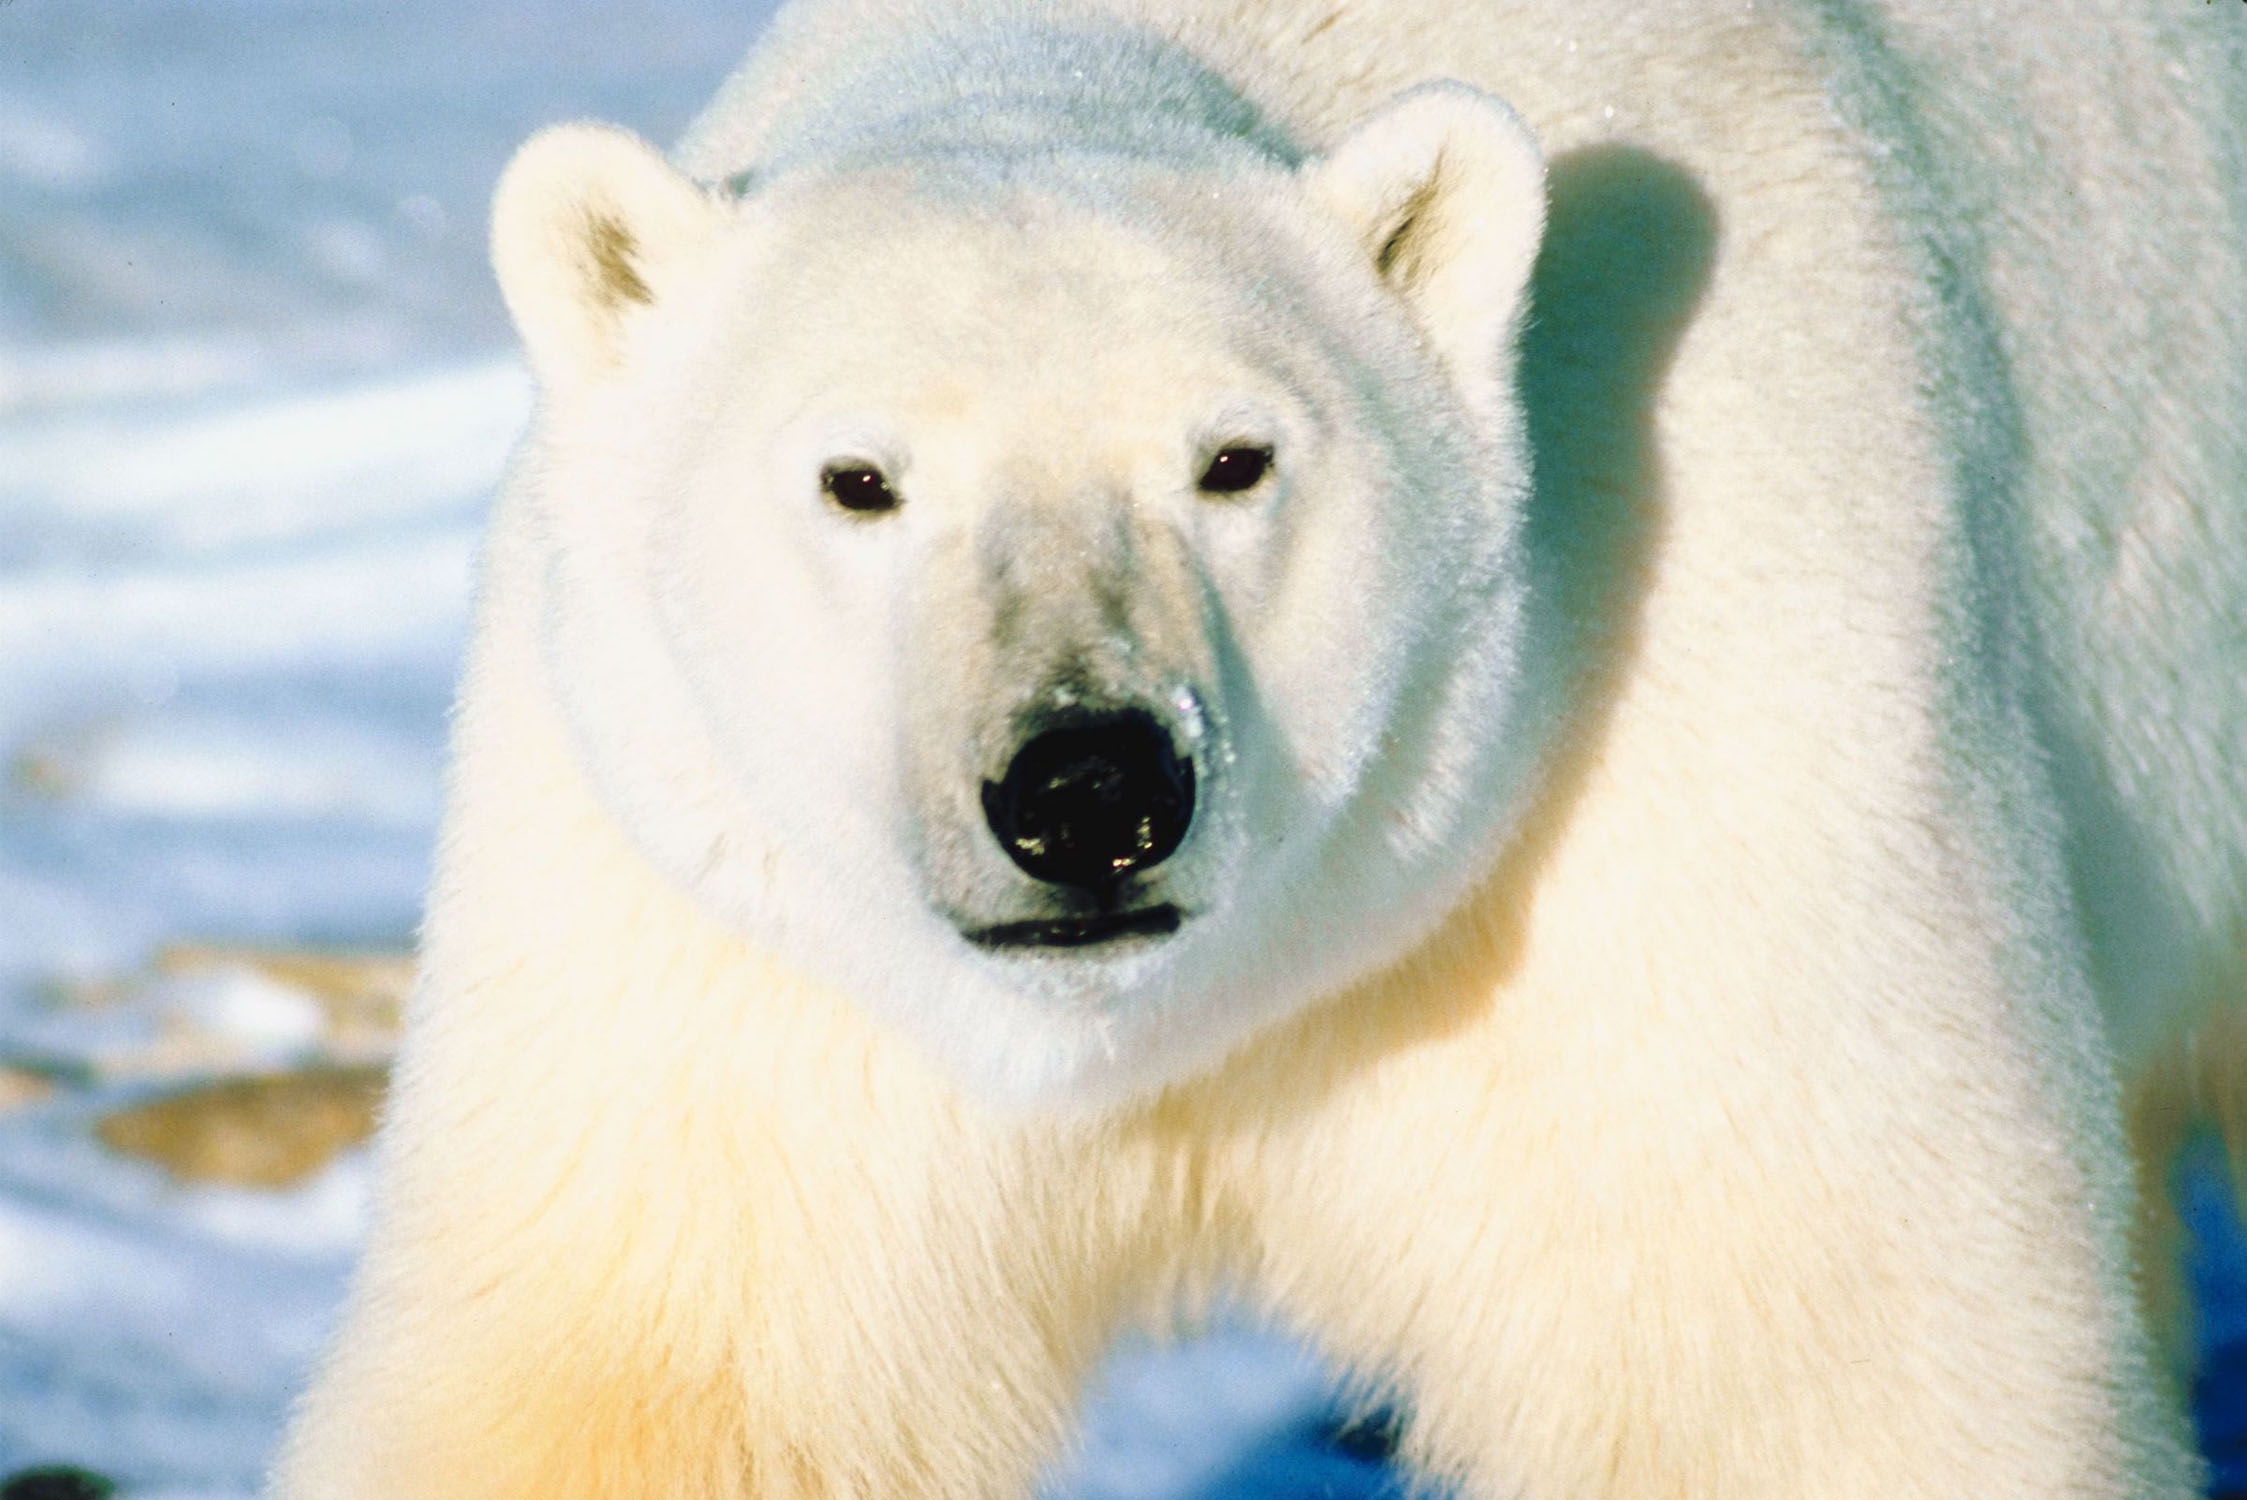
[0, 1, 2240, 1497]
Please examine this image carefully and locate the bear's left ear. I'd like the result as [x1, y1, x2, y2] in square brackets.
[490, 123, 724, 392]
[1303, 85, 1546, 419]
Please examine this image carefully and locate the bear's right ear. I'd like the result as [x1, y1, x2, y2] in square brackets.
[490, 124, 722, 391]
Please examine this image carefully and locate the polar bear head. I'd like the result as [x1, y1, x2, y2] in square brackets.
[488, 73, 1546, 1108]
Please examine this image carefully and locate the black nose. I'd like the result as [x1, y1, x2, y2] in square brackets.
[982, 709, 1195, 890]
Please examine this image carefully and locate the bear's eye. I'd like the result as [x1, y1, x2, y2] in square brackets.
[821, 462, 900, 515]
[1196, 445, 1273, 496]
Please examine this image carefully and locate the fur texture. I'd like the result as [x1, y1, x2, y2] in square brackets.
[274, 1, 2246, 1496]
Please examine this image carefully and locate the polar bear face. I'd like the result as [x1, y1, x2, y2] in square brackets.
[489, 87, 1546, 1108]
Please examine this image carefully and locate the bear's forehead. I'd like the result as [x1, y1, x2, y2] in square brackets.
[652, 166, 1354, 464]
[730, 168, 1310, 375]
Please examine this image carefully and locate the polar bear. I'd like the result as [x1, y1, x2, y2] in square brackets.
[273, 1, 2247, 1496]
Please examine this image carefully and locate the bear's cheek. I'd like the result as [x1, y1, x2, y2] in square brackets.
[641, 494, 906, 831]
[1209, 520, 1402, 814]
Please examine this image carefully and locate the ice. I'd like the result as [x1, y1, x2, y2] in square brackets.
[0, 100, 111, 192]
[0, 362, 530, 562]
[25, 710, 443, 828]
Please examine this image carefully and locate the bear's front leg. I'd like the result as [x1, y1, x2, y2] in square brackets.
[1226, 893, 2198, 1498]
[269, 754, 1152, 1499]
[271, 972, 1135, 1500]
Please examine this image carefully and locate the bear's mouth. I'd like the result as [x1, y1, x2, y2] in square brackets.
[962, 903, 1183, 950]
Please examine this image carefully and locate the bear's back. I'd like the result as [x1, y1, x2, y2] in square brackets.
[1847, 3, 2247, 1062]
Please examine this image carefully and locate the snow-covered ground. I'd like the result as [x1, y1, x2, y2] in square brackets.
[0, 1, 2240, 1496]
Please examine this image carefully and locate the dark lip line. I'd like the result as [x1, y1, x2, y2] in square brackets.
[962, 903, 1184, 950]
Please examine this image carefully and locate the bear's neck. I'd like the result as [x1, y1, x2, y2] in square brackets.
[740, 18, 1301, 185]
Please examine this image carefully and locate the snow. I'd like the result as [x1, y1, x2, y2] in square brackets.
[0, 0, 2235, 1495]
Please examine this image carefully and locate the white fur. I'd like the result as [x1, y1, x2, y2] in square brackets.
[462, 58, 1551, 1108]
[274, 2, 2245, 1496]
